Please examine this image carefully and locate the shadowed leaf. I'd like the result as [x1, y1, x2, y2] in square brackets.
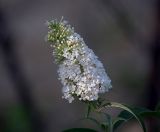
[62, 128, 97, 132]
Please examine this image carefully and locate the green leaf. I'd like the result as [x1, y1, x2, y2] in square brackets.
[113, 106, 160, 130]
[112, 117, 127, 130]
[103, 102, 147, 132]
[133, 107, 160, 118]
[62, 128, 98, 132]
[141, 111, 160, 118]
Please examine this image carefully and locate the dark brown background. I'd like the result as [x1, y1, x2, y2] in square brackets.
[0, 0, 159, 132]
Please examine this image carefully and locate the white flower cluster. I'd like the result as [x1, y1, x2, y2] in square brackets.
[47, 19, 112, 103]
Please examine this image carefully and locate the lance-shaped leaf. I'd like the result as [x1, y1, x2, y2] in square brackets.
[113, 106, 160, 130]
[102, 102, 147, 132]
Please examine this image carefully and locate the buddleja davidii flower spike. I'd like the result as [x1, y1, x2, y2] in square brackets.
[46, 18, 112, 103]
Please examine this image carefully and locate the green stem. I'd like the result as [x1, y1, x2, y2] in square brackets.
[108, 115, 113, 132]
[86, 102, 91, 118]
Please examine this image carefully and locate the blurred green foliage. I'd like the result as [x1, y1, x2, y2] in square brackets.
[4, 105, 32, 132]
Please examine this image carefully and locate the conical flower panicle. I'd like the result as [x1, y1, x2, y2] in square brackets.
[47, 18, 112, 103]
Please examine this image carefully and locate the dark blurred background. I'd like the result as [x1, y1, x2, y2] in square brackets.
[0, 0, 159, 132]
